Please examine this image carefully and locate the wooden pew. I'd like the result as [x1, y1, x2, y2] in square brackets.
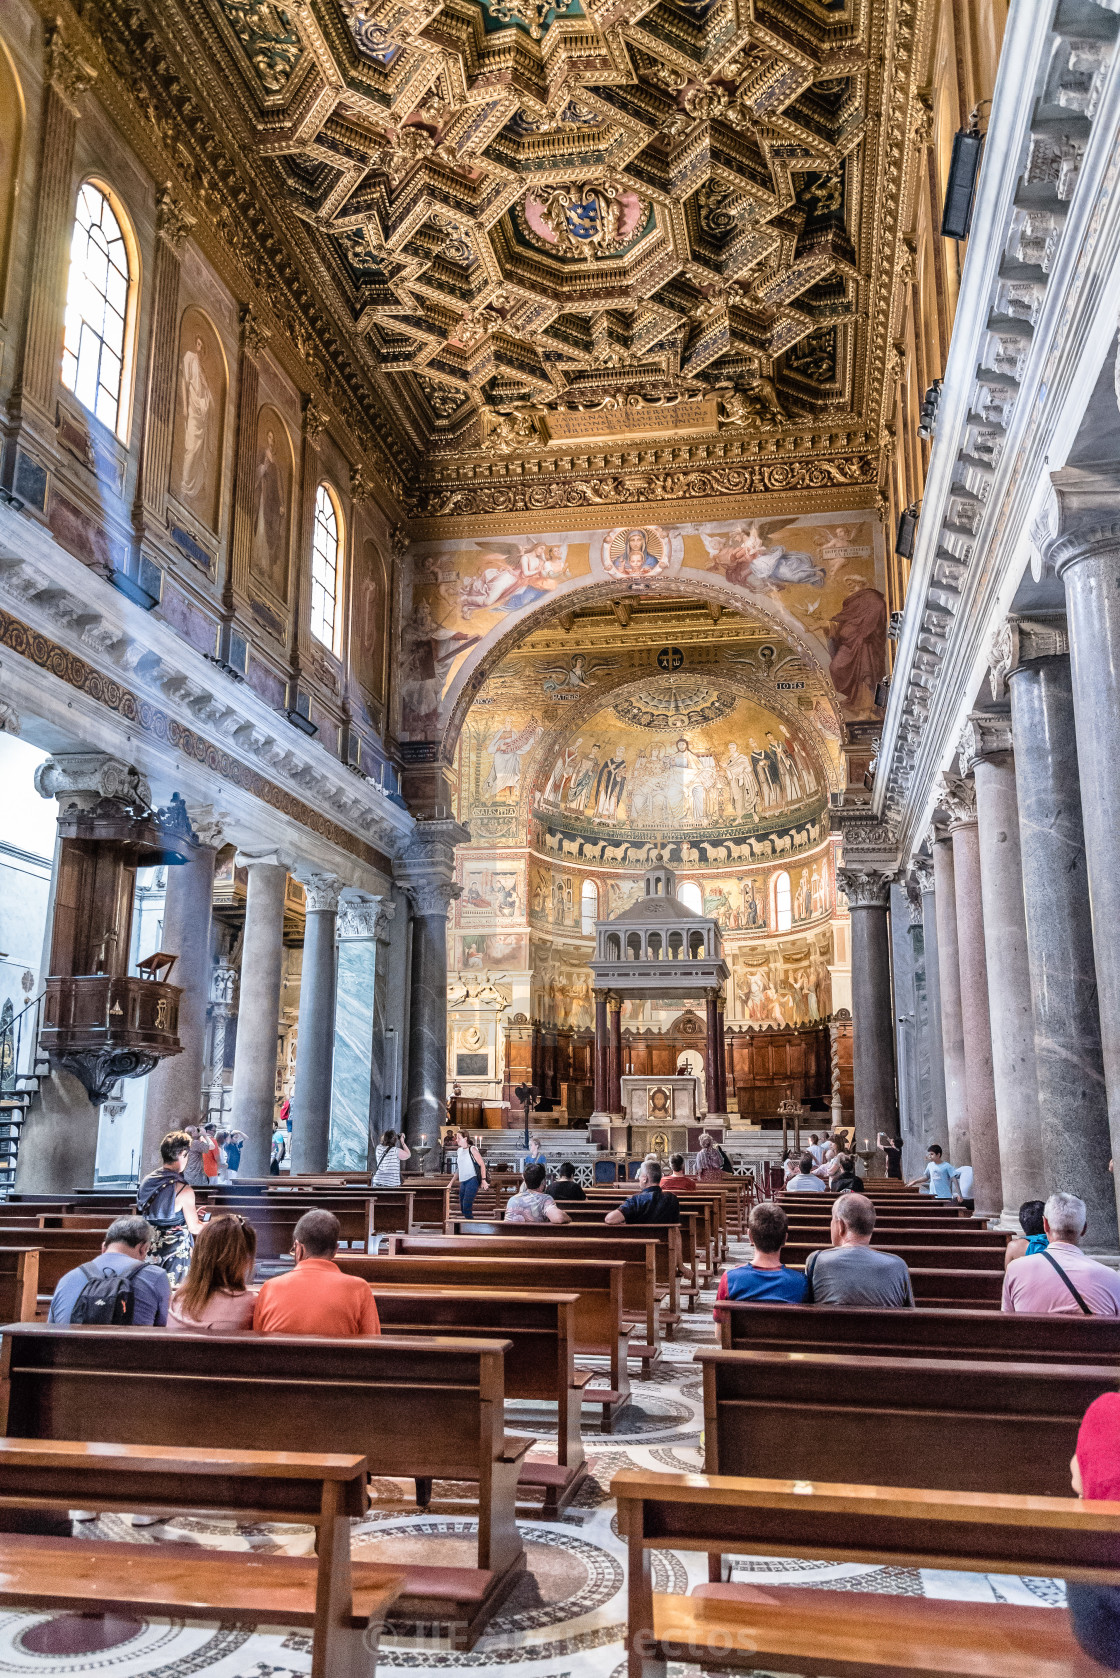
[429, 1228, 663, 1364]
[0, 1231, 111, 1303]
[589, 1187, 728, 1267]
[695, 1346, 1119, 1496]
[781, 1238, 1007, 1271]
[452, 1218, 686, 1326]
[614, 1467, 1120, 1678]
[0, 1324, 529, 1649]
[0, 1438, 402, 1678]
[720, 1300, 1120, 1363]
[369, 1287, 587, 1514]
[201, 1190, 415, 1246]
[0, 1250, 39, 1322]
[578, 1198, 712, 1288]
[336, 1252, 631, 1429]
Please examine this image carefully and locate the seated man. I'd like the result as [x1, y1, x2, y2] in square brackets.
[1003, 1191, 1120, 1315]
[660, 1153, 697, 1192]
[549, 1161, 587, 1203]
[254, 1210, 380, 1334]
[805, 1193, 914, 1308]
[505, 1161, 570, 1223]
[716, 1203, 807, 1308]
[786, 1154, 827, 1192]
[48, 1215, 170, 1325]
[605, 1160, 680, 1225]
[907, 1142, 962, 1201]
[832, 1153, 864, 1193]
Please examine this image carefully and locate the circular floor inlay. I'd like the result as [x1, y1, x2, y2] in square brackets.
[17, 1616, 145, 1657]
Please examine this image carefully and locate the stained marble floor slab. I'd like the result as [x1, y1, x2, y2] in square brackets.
[0, 1250, 1066, 1676]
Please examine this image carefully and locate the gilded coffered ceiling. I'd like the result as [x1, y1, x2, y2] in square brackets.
[78, 0, 923, 514]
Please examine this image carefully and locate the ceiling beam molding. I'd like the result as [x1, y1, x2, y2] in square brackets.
[872, 0, 1120, 862]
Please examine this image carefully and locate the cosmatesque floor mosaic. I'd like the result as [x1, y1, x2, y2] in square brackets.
[0, 1246, 1066, 1677]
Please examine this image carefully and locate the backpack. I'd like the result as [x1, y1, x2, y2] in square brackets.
[69, 1260, 147, 1325]
[136, 1171, 183, 1227]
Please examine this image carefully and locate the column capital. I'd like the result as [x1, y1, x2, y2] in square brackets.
[960, 712, 1013, 771]
[908, 855, 935, 895]
[395, 818, 469, 918]
[234, 847, 295, 873]
[607, 991, 622, 1013]
[989, 615, 1069, 698]
[46, 24, 96, 115]
[336, 893, 394, 940]
[936, 772, 977, 832]
[1045, 466, 1120, 576]
[183, 802, 226, 849]
[296, 871, 343, 914]
[34, 752, 151, 814]
[155, 184, 196, 251]
[836, 866, 896, 908]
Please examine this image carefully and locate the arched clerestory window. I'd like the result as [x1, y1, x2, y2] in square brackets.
[61, 180, 139, 439]
[581, 878, 598, 935]
[310, 483, 344, 653]
[774, 869, 792, 933]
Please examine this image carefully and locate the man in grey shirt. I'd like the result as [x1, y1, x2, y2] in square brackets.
[805, 1192, 915, 1308]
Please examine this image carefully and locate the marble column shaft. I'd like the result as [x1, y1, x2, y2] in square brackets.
[396, 821, 467, 1150]
[944, 794, 1002, 1219]
[289, 875, 341, 1174]
[140, 833, 218, 1171]
[917, 863, 950, 1152]
[968, 732, 1046, 1221]
[716, 996, 729, 1112]
[230, 857, 288, 1178]
[608, 997, 622, 1114]
[930, 834, 971, 1166]
[836, 870, 897, 1142]
[704, 992, 720, 1114]
[1009, 648, 1115, 1242]
[593, 989, 608, 1114]
[1054, 519, 1120, 1237]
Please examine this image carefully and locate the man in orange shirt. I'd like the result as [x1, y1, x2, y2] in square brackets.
[253, 1209, 380, 1335]
[660, 1153, 697, 1193]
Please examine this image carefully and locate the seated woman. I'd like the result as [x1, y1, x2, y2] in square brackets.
[1003, 1198, 1047, 1269]
[504, 1162, 569, 1224]
[168, 1213, 258, 1332]
[1067, 1392, 1120, 1669]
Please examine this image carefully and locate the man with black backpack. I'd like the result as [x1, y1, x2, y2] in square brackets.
[48, 1215, 171, 1326]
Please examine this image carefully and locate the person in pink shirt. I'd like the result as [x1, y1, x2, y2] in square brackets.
[1002, 1192, 1120, 1316]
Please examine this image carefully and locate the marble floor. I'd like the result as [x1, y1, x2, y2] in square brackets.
[0, 1249, 1066, 1677]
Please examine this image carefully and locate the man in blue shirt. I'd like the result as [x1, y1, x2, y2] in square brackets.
[907, 1143, 962, 1201]
[604, 1161, 680, 1225]
[716, 1203, 808, 1309]
[48, 1215, 171, 1326]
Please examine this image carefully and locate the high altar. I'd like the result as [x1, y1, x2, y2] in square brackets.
[589, 856, 730, 1154]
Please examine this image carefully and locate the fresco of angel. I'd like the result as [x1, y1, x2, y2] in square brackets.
[538, 651, 615, 693]
[484, 719, 544, 799]
[458, 540, 570, 618]
[702, 521, 826, 592]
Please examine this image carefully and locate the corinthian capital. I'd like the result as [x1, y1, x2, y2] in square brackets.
[395, 817, 470, 920]
[297, 872, 343, 914]
[46, 25, 96, 115]
[938, 772, 977, 830]
[836, 867, 895, 909]
[959, 712, 1013, 772]
[34, 752, 150, 813]
[239, 305, 271, 358]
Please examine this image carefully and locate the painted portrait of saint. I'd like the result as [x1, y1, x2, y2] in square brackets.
[702, 521, 825, 592]
[249, 406, 292, 601]
[827, 586, 888, 718]
[353, 539, 387, 701]
[169, 307, 226, 531]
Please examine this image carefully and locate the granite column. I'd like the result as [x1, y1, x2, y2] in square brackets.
[140, 806, 221, 1172]
[1051, 481, 1120, 1236]
[289, 874, 342, 1174]
[396, 821, 467, 1151]
[230, 853, 289, 1178]
[930, 828, 970, 1167]
[1004, 617, 1115, 1243]
[592, 988, 609, 1117]
[913, 857, 950, 1153]
[836, 868, 897, 1141]
[704, 990, 720, 1116]
[963, 716, 1045, 1222]
[940, 776, 1002, 1218]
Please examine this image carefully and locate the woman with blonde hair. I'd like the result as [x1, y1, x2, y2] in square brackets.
[168, 1214, 258, 1332]
[136, 1131, 204, 1285]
